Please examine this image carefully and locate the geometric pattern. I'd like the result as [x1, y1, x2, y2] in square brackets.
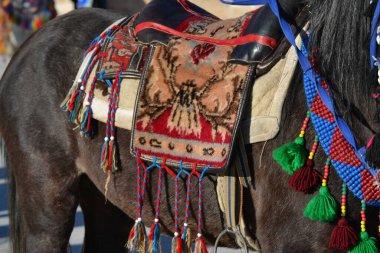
[304, 62, 380, 206]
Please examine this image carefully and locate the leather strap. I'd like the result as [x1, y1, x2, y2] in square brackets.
[134, 22, 277, 47]
[216, 131, 258, 251]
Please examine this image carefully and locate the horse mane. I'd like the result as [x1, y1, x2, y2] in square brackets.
[308, 0, 371, 109]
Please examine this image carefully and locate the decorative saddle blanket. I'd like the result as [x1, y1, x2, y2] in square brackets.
[62, 0, 306, 171]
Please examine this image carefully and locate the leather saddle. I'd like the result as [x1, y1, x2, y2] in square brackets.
[133, 0, 308, 75]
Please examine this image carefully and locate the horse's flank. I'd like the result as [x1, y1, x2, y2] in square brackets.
[0, 1, 379, 253]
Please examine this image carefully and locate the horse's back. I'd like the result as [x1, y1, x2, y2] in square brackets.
[0, 8, 122, 135]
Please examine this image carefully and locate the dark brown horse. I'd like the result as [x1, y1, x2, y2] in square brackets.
[0, 0, 379, 252]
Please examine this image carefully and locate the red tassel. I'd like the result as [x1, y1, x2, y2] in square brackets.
[329, 217, 358, 250]
[175, 236, 182, 253]
[288, 159, 321, 193]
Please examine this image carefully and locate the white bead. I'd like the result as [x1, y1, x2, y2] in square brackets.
[377, 35, 380, 45]
[137, 217, 142, 222]
[104, 137, 109, 141]
[78, 78, 82, 83]
[377, 25, 380, 34]
[174, 232, 179, 237]
[110, 136, 115, 141]
[184, 223, 188, 227]
[84, 101, 90, 106]
[80, 86, 85, 91]
[197, 233, 202, 238]
[154, 218, 159, 223]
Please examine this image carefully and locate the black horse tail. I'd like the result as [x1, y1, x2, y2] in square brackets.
[1, 136, 26, 253]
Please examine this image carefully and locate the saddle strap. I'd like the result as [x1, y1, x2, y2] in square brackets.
[216, 131, 258, 250]
[134, 22, 277, 47]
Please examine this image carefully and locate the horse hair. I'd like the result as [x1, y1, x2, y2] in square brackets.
[308, 0, 371, 111]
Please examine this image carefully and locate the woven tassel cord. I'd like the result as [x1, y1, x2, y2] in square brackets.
[273, 111, 310, 174]
[148, 160, 175, 253]
[329, 183, 358, 250]
[288, 136, 321, 193]
[182, 164, 196, 253]
[127, 157, 149, 252]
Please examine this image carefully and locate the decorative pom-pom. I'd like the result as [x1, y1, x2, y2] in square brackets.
[148, 222, 161, 253]
[348, 232, 378, 253]
[365, 134, 380, 168]
[304, 186, 337, 222]
[329, 217, 358, 250]
[288, 160, 321, 193]
[273, 136, 307, 175]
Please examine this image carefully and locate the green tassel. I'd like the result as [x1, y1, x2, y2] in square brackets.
[304, 186, 337, 222]
[273, 136, 307, 174]
[348, 232, 378, 253]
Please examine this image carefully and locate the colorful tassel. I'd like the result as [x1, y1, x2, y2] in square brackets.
[304, 159, 337, 222]
[171, 236, 183, 253]
[329, 184, 358, 250]
[194, 236, 208, 253]
[100, 137, 109, 171]
[348, 201, 379, 253]
[348, 232, 378, 253]
[288, 136, 321, 193]
[148, 221, 161, 253]
[273, 111, 310, 174]
[329, 217, 358, 250]
[127, 218, 147, 253]
[182, 224, 192, 253]
[304, 185, 337, 222]
[127, 157, 149, 252]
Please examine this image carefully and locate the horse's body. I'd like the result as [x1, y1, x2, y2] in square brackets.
[0, 1, 379, 253]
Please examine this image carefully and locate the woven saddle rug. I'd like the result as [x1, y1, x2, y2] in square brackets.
[62, 7, 301, 171]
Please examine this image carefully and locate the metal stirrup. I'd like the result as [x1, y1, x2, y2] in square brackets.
[213, 226, 248, 253]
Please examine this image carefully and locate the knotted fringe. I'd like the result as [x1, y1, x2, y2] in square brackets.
[304, 185, 337, 222]
[365, 134, 380, 168]
[329, 217, 358, 250]
[148, 222, 161, 253]
[348, 232, 378, 253]
[273, 111, 310, 175]
[127, 219, 147, 253]
[194, 237, 208, 253]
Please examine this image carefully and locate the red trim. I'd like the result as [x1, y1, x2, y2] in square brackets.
[135, 22, 277, 48]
